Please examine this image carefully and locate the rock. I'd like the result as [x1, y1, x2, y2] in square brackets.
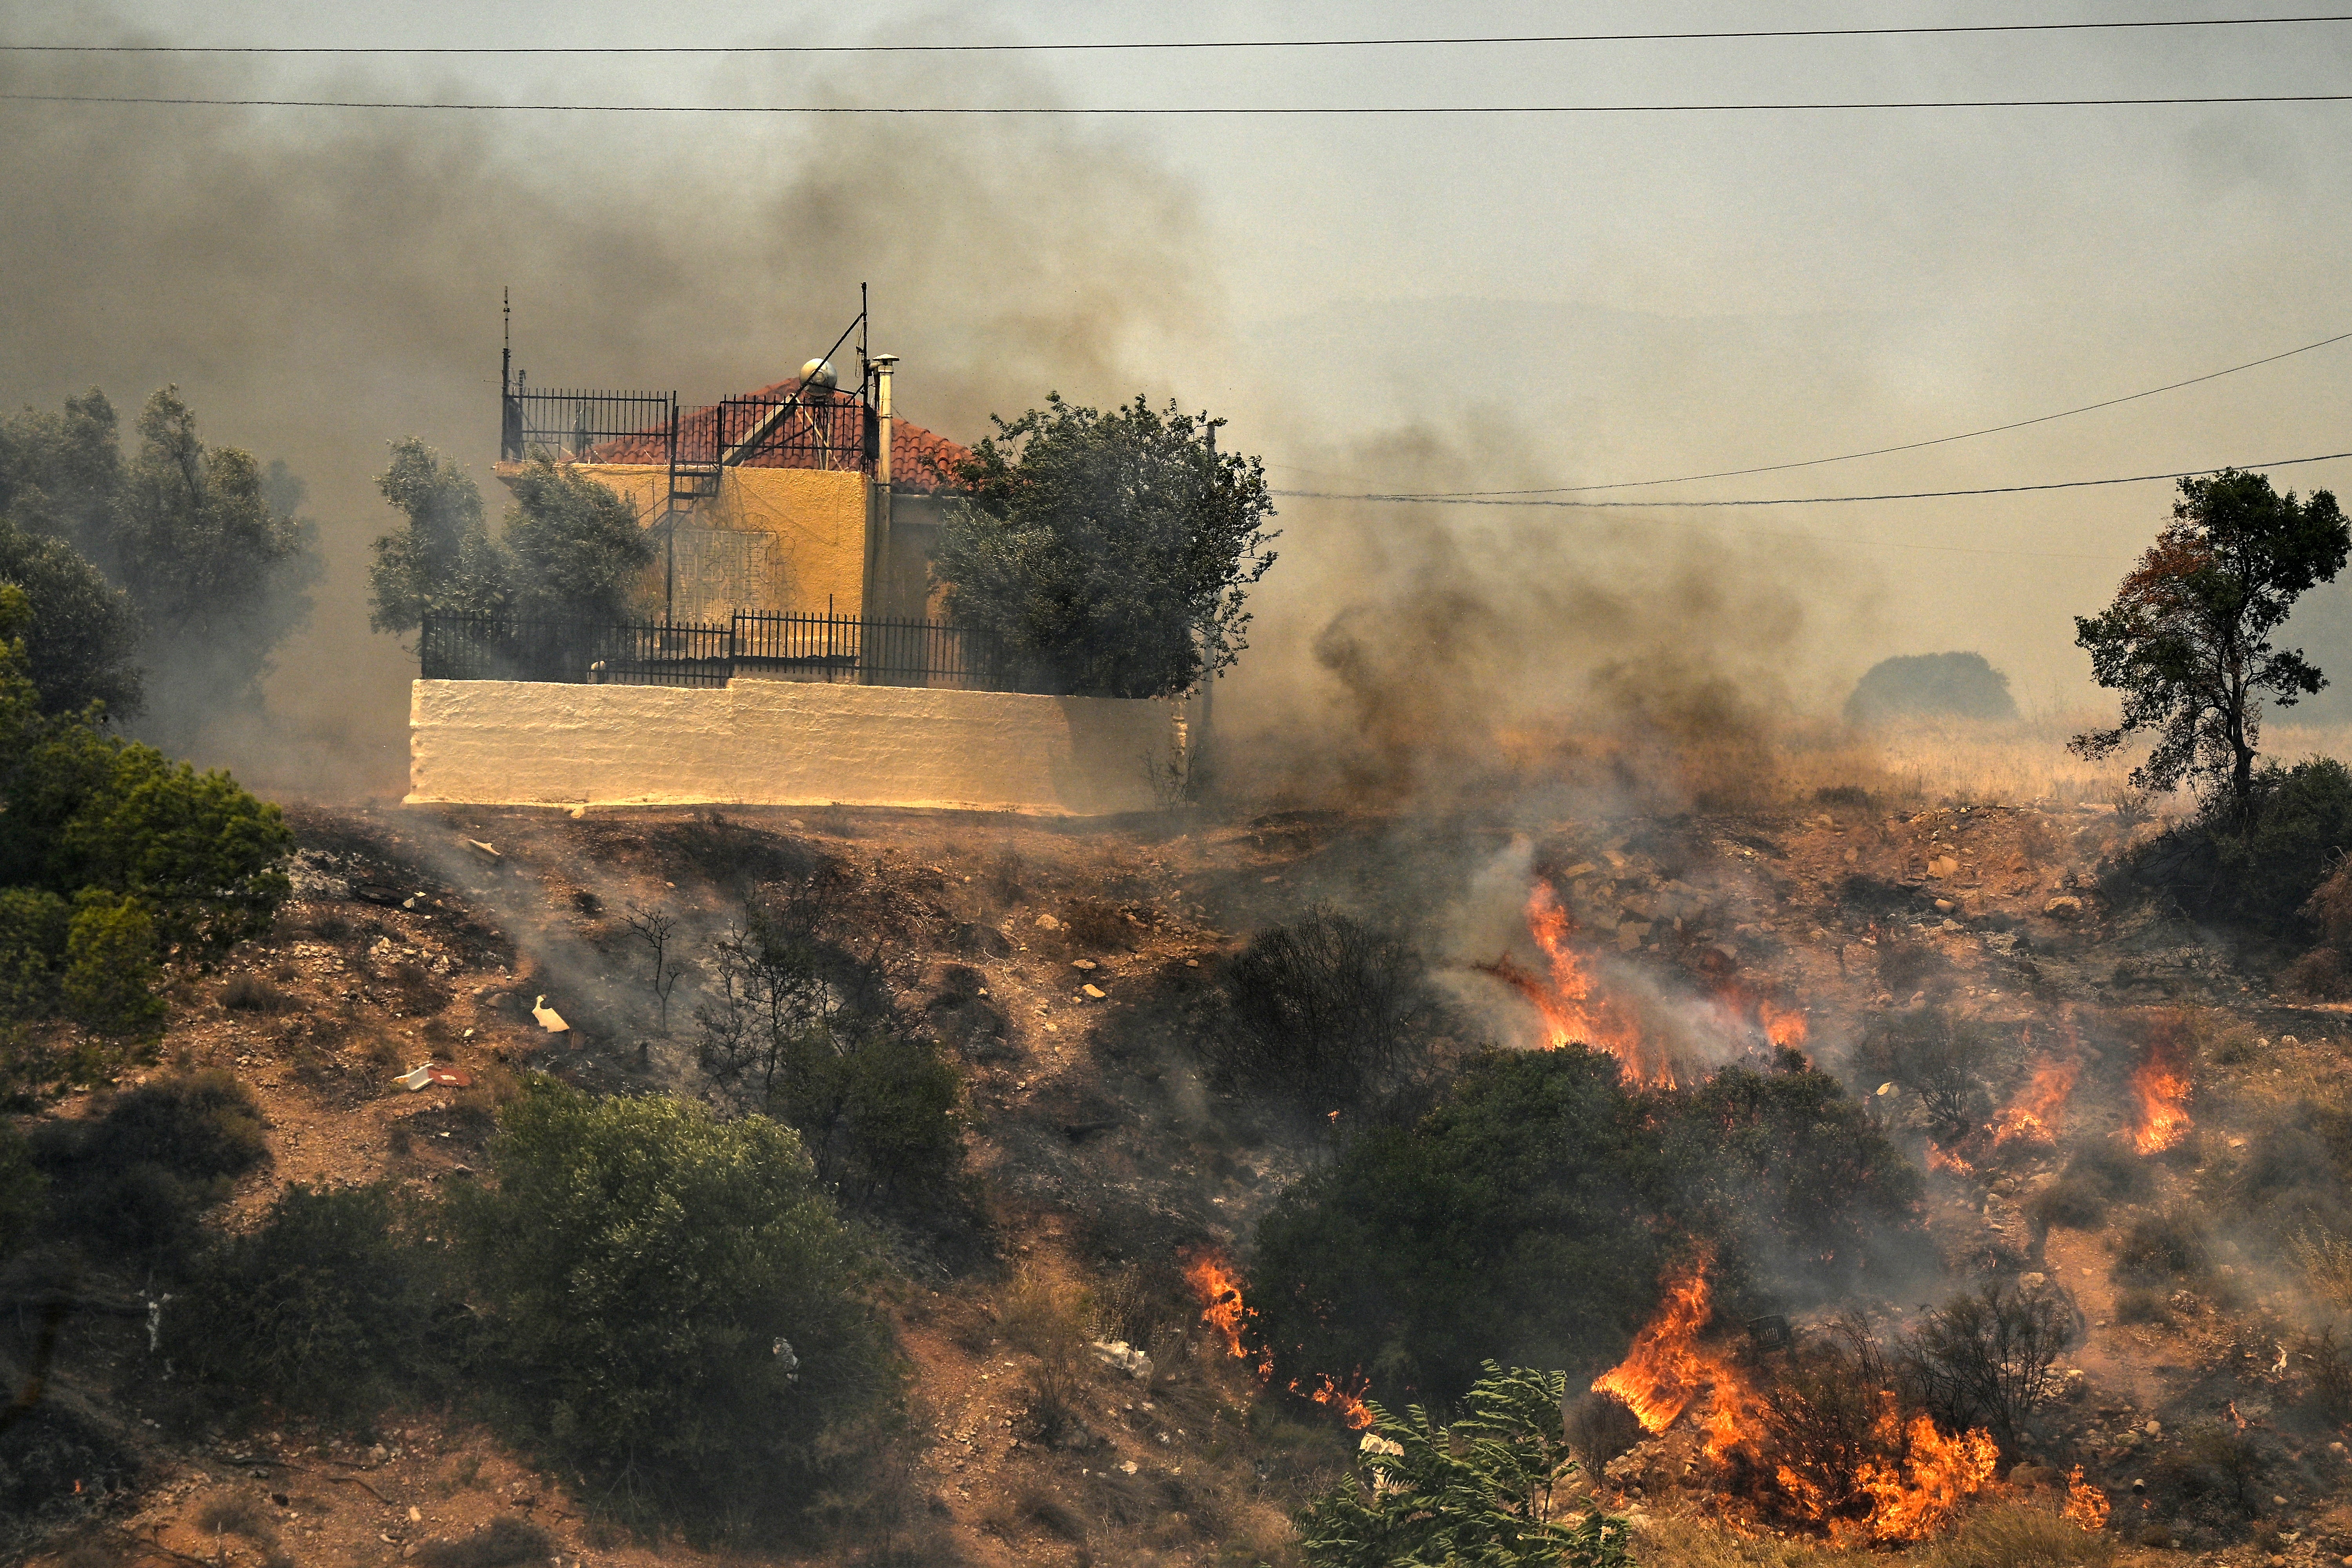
[2145, 1418, 2162, 1436]
[2019, 1272, 2047, 1290]
[1929, 855, 1960, 878]
[1035, 913, 1063, 931]
[950, 922, 1013, 958]
[1071, 959, 1098, 972]
[2042, 895, 2084, 918]
[1081, 984, 1107, 1000]
[1935, 898, 1955, 913]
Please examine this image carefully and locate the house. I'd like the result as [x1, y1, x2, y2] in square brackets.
[495, 356, 968, 628]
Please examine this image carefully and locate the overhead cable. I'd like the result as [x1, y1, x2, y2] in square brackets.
[1424, 327, 2352, 496]
[5, 91, 2352, 114]
[6, 16, 2350, 53]
[1271, 448, 2352, 510]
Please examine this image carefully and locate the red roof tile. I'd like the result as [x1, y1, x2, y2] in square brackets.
[577, 376, 968, 494]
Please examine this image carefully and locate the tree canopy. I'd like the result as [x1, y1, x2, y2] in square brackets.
[933, 394, 1278, 697]
[369, 443, 652, 631]
[0, 387, 317, 747]
[2073, 468, 2350, 811]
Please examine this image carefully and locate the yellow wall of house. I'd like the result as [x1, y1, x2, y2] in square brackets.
[570, 464, 870, 624]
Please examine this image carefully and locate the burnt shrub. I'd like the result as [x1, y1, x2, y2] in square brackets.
[2113, 1210, 2209, 1283]
[1869, 1005, 1996, 1143]
[36, 1070, 269, 1256]
[1903, 1282, 2074, 1454]
[2299, 1327, 2352, 1423]
[1060, 896, 1137, 952]
[2113, 1287, 2171, 1325]
[1214, 904, 1441, 1107]
[2152, 1422, 2267, 1519]
[1564, 1390, 1645, 1477]
[221, 972, 293, 1013]
[2028, 1143, 2151, 1231]
[166, 1182, 430, 1416]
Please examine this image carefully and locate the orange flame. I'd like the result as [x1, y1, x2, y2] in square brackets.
[1759, 1001, 1810, 1049]
[2130, 1026, 2193, 1154]
[1479, 883, 1681, 1085]
[1294, 1371, 1376, 1430]
[1924, 1142, 1977, 1176]
[1590, 1251, 1758, 1459]
[1850, 1405, 2000, 1543]
[1989, 1056, 2080, 1148]
[1184, 1254, 1273, 1378]
[2063, 1465, 2111, 1531]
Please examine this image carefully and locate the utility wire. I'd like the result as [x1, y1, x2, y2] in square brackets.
[5, 91, 2352, 114]
[1271, 448, 2352, 510]
[1419, 328, 2352, 497]
[5, 16, 2350, 53]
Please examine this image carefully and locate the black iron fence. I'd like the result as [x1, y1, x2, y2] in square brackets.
[419, 612, 1017, 691]
[706, 396, 877, 471]
[500, 385, 676, 464]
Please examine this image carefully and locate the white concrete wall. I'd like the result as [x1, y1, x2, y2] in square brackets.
[407, 679, 1179, 816]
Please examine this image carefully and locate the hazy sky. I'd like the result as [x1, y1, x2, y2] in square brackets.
[4, 2, 2350, 791]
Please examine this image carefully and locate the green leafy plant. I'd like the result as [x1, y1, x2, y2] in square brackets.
[445, 1078, 891, 1526]
[934, 393, 1278, 698]
[2072, 468, 2350, 813]
[1296, 1363, 1629, 1568]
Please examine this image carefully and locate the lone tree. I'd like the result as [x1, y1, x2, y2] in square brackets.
[2072, 468, 2349, 814]
[933, 394, 1278, 698]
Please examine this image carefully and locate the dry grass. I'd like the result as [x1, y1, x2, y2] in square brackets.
[1914, 1504, 2115, 1568]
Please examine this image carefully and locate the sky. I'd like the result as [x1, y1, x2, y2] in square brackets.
[3, 1, 2350, 794]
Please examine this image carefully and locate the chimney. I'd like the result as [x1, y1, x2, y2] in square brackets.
[862, 355, 899, 641]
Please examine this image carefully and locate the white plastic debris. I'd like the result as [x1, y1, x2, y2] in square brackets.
[1088, 1340, 1154, 1381]
[397, 1064, 435, 1092]
[532, 995, 570, 1033]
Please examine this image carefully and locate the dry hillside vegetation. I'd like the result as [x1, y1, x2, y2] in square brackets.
[11, 786, 2352, 1568]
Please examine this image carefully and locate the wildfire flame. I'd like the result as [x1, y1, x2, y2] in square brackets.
[2063, 1465, 2111, 1532]
[1779, 1397, 1999, 1544]
[1184, 1254, 1273, 1378]
[1989, 1056, 2080, 1148]
[1590, 1251, 1757, 1459]
[1482, 884, 1679, 1086]
[1758, 1000, 1810, 1049]
[1294, 1371, 1376, 1430]
[2130, 1025, 2193, 1154]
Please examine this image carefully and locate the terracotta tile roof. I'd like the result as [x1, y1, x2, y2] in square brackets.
[577, 376, 969, 494]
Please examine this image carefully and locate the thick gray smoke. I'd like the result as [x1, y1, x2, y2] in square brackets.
[0, 25, 1215, 795]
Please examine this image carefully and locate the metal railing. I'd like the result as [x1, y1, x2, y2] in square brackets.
[702, 396, 877, 471]
[499, 384, 676, 465]
[419, 612, 1015, 691]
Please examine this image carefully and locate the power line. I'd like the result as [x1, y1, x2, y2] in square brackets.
[1421, 328, 2352, 497]
[1272, 448, 2352, 510]
[6, 16, 2350, 53]
[5, 91, 2352, 114]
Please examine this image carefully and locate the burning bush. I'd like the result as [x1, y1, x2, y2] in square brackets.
[1215, 904, 1442, 1107]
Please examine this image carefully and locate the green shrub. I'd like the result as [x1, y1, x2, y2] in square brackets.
[2121, 759, 2352, 935]
[60, 890, 162, 1036]
[167, 1183, 426, 1415]
[2028, 1142, 2150, 1230]
[38, 1070, 268, 1256]
[446, 1078, 891, 1528]
[0, 888, 68, 1022]
[1250, 1049, 1663, 1406]
[413, 1518, 555, 1568]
